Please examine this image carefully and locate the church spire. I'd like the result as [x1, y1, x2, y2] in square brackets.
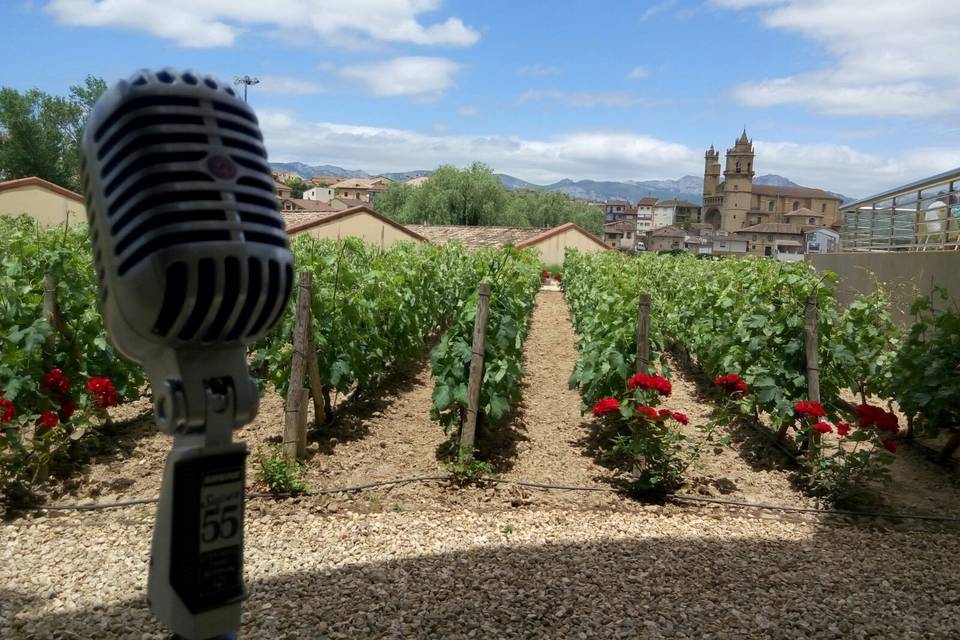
[737, 127, 749, 145]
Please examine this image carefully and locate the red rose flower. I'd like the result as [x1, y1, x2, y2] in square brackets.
[875, 411, 899, 434]
[714, 374, 748, 396]
[794, 400, 827, 420]
[812, 421, 833, 434]
[627, 372, 672, 396]
[0, 397, 15, 423]
[58, 398, 76, 421]
[836, 422, 851, 437]
[671, 411, 689, 425]
[40, 410, 59, 429]
[43, 368, 64, 389]
[636, 405, 659, 421]
[542, 271, 550, 279]
[554, 273, 562, 282]
[882, 439, 897, 454]
[86, 376, 118, 408]
[592, 397, 620, 416]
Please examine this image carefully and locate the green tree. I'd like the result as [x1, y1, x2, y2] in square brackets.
[0, 75, 106, 192]
[506, 189, 603, 234]
[389, 163, 510, 226]
[285, 176, 309, 198]
[374, 180, 414, 218]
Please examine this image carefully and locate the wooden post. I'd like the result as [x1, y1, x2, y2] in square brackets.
[460, 283, 492, 454]
[805, 296, 821, 456]
[306, 330, 325, 429]
[284, 271, 312, 462]
[42, 273, 58, 353]
[635, 293, 651, 374]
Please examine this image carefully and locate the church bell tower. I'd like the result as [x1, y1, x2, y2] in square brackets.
[721, 129, 755, 230]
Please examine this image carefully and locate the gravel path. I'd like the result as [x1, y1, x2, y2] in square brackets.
[3, 504, 959, 639]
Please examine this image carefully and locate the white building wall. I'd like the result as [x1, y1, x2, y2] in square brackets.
[303, 186, 334, 202]
[652, 205, 676, 229]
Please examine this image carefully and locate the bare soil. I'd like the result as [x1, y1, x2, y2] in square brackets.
[31, 289, 958, 521]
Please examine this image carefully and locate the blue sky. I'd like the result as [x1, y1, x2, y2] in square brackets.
[3, 0, 959, 196]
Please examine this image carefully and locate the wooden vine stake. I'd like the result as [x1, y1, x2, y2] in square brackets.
[804, 296, 821, 457]
[284, 271, 315, 463]
[461, 283, 492, 455]
[635, 292, 651, 374]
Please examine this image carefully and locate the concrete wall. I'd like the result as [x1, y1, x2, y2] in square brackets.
[532, 228, 607, 264]
[297, 211, 423, 249]
[807, 251, 960, 324]
[0, 184, 85, 228]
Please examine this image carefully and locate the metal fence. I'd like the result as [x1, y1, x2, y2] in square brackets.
[840, 167, 960, 251]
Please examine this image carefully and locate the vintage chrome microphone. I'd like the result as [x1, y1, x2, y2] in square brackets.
[80, 68, 294, 639]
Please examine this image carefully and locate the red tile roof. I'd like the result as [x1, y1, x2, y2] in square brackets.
[0, 176, 83, 203]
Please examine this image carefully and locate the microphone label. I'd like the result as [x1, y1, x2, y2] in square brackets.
[170, 449, 246, 613]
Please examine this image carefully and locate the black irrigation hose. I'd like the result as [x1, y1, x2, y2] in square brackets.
[7, 474, 960, 524]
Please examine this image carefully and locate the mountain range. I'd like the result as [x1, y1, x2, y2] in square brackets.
[269, 162, 850, 204]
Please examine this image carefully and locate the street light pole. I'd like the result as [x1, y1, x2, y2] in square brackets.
[233, 75, 260, 103]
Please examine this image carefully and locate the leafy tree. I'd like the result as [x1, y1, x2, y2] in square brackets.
[506, 189, 602, 234]
[285, 176, 309, 198]
[374, 180, 414, 218]
[0, 76, 106, 192]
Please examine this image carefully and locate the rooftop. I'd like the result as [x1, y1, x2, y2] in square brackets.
[404, 224, 544, 248]
[737, 222, 803, 234]
[637, 197, 658, 206]
[751, 184, 841, 200]
[281, 198, 337, 212]
[0, 176, 83, 203]
[649, 225, 686, 237]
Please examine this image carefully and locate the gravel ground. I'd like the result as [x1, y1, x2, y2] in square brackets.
[3, 504, 959, 639]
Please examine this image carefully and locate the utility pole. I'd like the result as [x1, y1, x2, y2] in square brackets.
[233, 75, 260, 103]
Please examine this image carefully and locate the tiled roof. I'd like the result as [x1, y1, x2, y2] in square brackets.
[736, 222, 803, 234]
[286, 205, 428, 242]
[282, 211, 336, 230]
[333, 197, 367, 208]
[637, 197, 658, 206]
[282, 198, 336, 212]
[752, 184, 840, 200]
[655, 200, 701, 208]
[604, 219, 637, 234]
[784, 207, 823, 217]
[404, 224, 544, 248]
[332, 178, 388, 191]
[0, 176, 83, 203]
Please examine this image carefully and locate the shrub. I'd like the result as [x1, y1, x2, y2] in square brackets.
[256, 448, 309, 496]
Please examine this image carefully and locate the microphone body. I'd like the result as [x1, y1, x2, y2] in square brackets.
[81, 69, 293, 639]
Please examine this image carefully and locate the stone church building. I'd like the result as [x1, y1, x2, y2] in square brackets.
[702, 131, 842, 233]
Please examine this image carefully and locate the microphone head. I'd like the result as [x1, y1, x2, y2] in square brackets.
[80, 68, 293, 366]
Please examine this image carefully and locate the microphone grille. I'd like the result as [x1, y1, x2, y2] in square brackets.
[81, 69, 293, 351]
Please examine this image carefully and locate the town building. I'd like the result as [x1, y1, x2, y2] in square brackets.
[653, 200, 702, 229]
[0, 176, 85, 228]
[303, 185, 334, 202]
[702, 131, 842, 233]
[331, 177, 392, 202]
[645, 225, 687, 252]
[274, 180, 292, 200]
[805, 227, 841, 254]
[733, 222, 805, 260]
[603, 219, 639, 251]
[285, 205, 427, 249]
[603, 200, 639, 222]
[280, 197, 336, 213]
[405, 176, 430, 187]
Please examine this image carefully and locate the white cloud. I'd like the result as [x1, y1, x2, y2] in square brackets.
[45, 0, 479, 48]
[628, 66, 649, 80]
[516, 63, 561, 77]
[256, 75, 324, 95]
[259, 111, 957, 196]
[714, 0, 960, 117]
[517, 90, 648, 108]
[458, 106, 479, 117]
[339, 56, 461, 97]
[640, 0, 676, 21]
[259, 111, 697, 183]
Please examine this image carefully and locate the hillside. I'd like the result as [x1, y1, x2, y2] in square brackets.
[269, 163, 849, 203]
